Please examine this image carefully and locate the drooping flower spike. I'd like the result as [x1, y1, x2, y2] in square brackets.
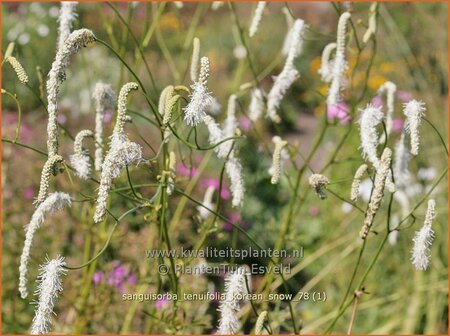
[19, 193, 71, 299]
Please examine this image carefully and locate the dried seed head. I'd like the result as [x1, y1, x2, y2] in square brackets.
[309, 174, 330, 199]
[19, 193, 71, 299]
[5, 56, 29, 84]
[411, 199, 436, 270]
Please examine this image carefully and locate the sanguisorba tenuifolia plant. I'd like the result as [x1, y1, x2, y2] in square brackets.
[1, 2, 447, 334]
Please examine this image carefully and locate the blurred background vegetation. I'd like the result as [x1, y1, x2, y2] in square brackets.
[2, 2, 448, 334]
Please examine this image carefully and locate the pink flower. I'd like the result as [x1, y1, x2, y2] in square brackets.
[308, 206, 320, 217]
[23, 186, 34, 200]
[327, 102, 350, 125]
[392, 118, 404, 133]
[200, 178, 230, 199]
[57, 114, 67, 124]
[176, 162, 197, 177]
[239, 116, 252, 131]
[396, 90, 413, 102]
[93, 271, 104, 284]
[156, 297, 169, 310]
[371, 96, 383, 108]
[104, 109, 113, 123]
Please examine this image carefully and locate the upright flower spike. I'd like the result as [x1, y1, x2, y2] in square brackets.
[226, 155, 245, 207]
[254, 311, 268, 335]
[217, 267, 248, 335]
[158, 86, 174, 116]
[46, 28, 96, 157]
[184, 57, 214, 126]
[93, 82, 117, 171]
[269, 136, 288, 184]
[190, 37, 200, 82]
[393, 133, 411, 189]
[378, 81, 397, 136]
[166, 151, 176, 195]
[281, 7, 294, 55]
[411, 199, 436, 270]
[318, 42, 337, 83]
[93, 140, 143, 223]
[57, 2, 78, 52]
[327, 12, 351, 107]
[249, 2, 267, 38]
[359, 104, 384, 169]
[267, 19, 305, 123]
[163, 93, 181, 125]
[309, 174, 329, 199]
[197, 186, 215, 219]
[5, 56, 29, 84]
[248, 88, 264, 122]
[69, 129, 94, 180]
[30, 256, 67, 334]
[350, 163, 368, 202]
[403, 99, 426, 156]
[359, 148, 392, 239]
[34, 155, 64, 207]
[19, 193, 71, 299]
[224, 95, 238, 137]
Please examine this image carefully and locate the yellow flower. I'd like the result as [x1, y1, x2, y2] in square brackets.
[368, 74, 388, 90]
[310, 56, 321, 74]
[159, 12, 182, 31]
[380, 63, 395, 74]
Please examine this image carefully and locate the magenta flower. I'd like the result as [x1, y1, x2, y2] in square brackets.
[155, 297, 169, 310]
[176, 162, 198, 177]
[127, 274, 138, 285]
[392, 118, 404, 133]
[222, 212, 250, 232]
[371, 96, 383, 108]
[103, 109, 113, 123]
[308, 206, 320, 217]
[239, 116, 252, 131]
[23, 186, 34, 200]
[200, 178, 231, 199]
[396, 90, 413, 102]
[93, 271, 104, 285]
[327, 102, 350, 125]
